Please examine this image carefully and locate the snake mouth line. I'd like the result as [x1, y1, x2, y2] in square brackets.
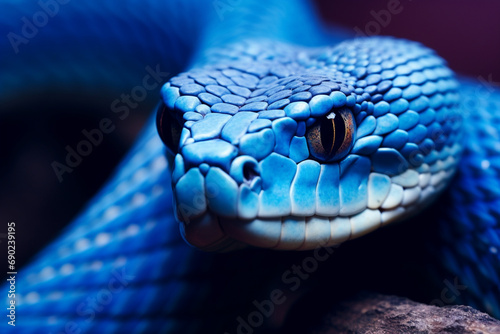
[179, 170, 453, 253]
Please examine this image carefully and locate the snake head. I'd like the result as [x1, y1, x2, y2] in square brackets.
[157, 38, 462, 252]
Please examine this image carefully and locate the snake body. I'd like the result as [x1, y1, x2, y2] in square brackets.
[1, 0, 499, 333]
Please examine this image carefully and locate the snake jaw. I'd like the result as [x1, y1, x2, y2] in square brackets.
[158, 38, 463, 252]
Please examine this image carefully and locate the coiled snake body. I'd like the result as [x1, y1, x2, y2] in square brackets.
[1, 0, 499, 333]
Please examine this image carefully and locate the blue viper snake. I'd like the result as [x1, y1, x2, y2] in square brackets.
[1, 0, 499, 333]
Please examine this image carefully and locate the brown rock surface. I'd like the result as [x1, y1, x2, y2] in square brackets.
[312, 293, 500, 334]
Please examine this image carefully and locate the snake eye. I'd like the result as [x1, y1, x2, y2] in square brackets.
[306, 108, 356, 162]
[156, 103, 183, 154]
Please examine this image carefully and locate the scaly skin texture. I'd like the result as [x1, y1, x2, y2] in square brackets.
[1, 0, 499, 333]
[159, 38, 462, 252]
[438, 79, 500, 316]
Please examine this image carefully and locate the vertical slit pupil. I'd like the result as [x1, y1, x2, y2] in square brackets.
[332, 114, 345, 154]
[320, 118, 335, 155]
[306, 108, 354, 162]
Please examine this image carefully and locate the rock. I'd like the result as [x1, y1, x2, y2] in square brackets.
[312, 292, 500, 334]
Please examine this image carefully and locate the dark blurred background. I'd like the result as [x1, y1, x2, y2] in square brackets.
[1, 0, 499, 271]
[317, 0, 500, 81]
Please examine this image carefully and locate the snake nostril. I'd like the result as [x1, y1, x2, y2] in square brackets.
[243, 163, 259, 184]
[229, 156, 261, 186]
